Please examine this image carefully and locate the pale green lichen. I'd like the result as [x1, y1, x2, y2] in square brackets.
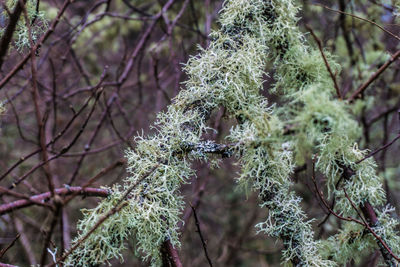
[0, 0, 48, 51]
[0, 102, 4, 115]
[266, 1, 387, 214]
[320, 206, 400, 265]
[263, 0, 399, 265]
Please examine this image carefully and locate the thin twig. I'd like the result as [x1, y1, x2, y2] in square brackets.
[5, 93, 37, 144]
[349, 50, 400, 102]
[305, 24, 342, 99]
[356, 133, 400, 164]
[343, 189, 400, 262]
[5, 89, 103, 191]
[0, 76, 105, 183]
[191, 204, 213, 267]
[368, 104, 400, 126]
[314, 3, 400, 41]
[117, 0, 176, 86]
[67, 88, 115, 185]
[0, 234, 20, 259]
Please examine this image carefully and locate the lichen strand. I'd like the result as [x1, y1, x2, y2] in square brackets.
[1, 0, 48, 51]
[229, 118, 334, 266]
[265, 0, 399, 265]
[64, 189, 132, 266]
[0, 102, 4, 115]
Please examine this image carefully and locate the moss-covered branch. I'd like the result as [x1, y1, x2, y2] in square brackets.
[65, 1, 332, 266]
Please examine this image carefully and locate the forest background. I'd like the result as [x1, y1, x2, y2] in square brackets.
[0, 0, 399, 266]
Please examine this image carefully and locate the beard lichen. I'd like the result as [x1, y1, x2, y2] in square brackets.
[1, 0, 48, 51]
[266, 0, 400, 265]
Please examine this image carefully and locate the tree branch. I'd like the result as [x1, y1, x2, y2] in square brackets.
[0, 187, 109, 215]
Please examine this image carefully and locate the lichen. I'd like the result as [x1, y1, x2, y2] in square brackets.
[0, 0, 48, 51]
[264, 0, 399, 264]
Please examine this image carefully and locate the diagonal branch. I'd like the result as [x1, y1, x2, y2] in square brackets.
[349, 50, 400, 102]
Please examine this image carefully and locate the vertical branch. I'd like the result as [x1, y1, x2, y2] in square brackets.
[160, 240, 183, 267]
[191, 205, 213, 267]
[21, 0, 55, 197]
[204, 0, 211, 47]
[0, 0, 26, 68]
[338, 0, 355, 65]
[13, 217, 37, 265]
[39, 203, 62, 266]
